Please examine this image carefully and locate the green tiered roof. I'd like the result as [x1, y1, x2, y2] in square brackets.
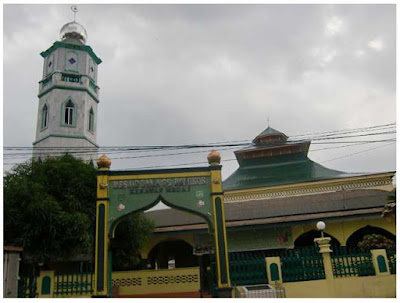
[253, 126, 287, 139]
[223, 126, 360, 191]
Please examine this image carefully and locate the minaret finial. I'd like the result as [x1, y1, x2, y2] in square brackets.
[71, 5, 78, 22]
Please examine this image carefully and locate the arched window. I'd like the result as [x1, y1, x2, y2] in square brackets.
[64, 100, 75, 126]
[88, 107, 94, 133]
[41, 104, 48, 129]
[346, 225, 396, 248]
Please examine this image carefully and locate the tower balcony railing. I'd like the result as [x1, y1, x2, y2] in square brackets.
[61, 73, 82, 83]
[39, 72, 99, 98]
[40, 75, 52, 88]
[89, 79, 98, 93]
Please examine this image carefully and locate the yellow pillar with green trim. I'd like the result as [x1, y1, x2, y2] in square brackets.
[37, 270, 55, 298]
[94, 155, 111, 297]
[207, 150, 232, 297]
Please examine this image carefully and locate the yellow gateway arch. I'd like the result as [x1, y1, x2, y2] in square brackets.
[93, 151, 232, 298]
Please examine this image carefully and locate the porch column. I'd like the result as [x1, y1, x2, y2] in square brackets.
[371, 249, 390, 276]
[94, 155, 111, 297]
[208, 150, 232, 298]
[314, 237, 334, 280]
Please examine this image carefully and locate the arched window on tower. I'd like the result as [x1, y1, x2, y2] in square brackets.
[88, 107, 94, 133]
[64, 100, 75, 126]
[41, 104, 49, 130]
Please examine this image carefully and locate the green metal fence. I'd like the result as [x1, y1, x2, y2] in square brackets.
[18, 276, 37, 298]
[209, 251, 268, 296]
[210, 246, 325, 292]
[386, 247, 396, 274]
[331, 246, 375, 278]
[229, 251, 268, 286]
[54, 272, 94, 296]
[280, 246, 325, 282]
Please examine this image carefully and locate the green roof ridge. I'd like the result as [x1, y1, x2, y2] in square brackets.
[40, 41, 102, 64]
[257, 126, 285, 137]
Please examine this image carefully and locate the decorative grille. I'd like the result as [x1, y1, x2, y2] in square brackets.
[147, 274, 198, 285]
[112, 277, 142, 286]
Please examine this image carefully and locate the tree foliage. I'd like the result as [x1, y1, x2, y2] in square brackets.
[111, 215, 155, 271]
[357, 234, 395, 252]
[4, 155, 154, 267]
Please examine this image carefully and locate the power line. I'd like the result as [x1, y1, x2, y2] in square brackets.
[2, 138, 396, 161]
[321, 142, 396, 163]
[3, 122, 395, 150]
[2, 122, 396, 167]
[290, 122, 395, 138]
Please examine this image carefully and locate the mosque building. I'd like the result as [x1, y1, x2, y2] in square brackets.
[28, 9, 395, 298]
[143, 126, 395, 269]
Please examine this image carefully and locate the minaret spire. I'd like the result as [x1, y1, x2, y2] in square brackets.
[71, 5, 78, 22]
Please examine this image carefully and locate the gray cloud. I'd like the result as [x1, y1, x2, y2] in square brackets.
[3, 4, 396, 178]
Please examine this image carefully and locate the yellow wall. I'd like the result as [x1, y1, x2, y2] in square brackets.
[283, 275, 396, 298]
[292, 217, 395, 246]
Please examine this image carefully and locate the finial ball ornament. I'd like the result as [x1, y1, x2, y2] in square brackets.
[97, 154, 111, 169]
[207, 150, 221, 165]
[316, 221, 326, 231]
[60, 21, 88, 44]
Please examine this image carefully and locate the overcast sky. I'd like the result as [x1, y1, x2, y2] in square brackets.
[3, 4, 396, 179]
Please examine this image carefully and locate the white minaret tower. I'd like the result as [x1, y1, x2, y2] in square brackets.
[33, 6, 101, 161]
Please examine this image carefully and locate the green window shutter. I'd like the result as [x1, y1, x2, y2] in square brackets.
[377, 255, 388, 273]
[41, 276, 51, 295]
[270, 263, 279, 281]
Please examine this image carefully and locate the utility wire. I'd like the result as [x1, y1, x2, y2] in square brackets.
[3, 122, 395, 150]
[3, 122, 396, 166]
[3, 130, 396, 156]
[321, 142, 396, 163]
[289, 122, 395, 138]
[112, 141, 397, 170]
[4, 138, 396, 167]
[3, 138, 396, 160]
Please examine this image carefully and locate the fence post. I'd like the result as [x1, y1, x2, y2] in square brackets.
[371, 249, 390, 276]
[265, 257, 282, 284]
[314, 237, 334, 280]
[37, 270, 55, 298]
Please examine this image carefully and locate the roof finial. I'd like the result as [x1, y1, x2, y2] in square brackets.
[71, 5, 78, 22]
[267, 115, 270, 127]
